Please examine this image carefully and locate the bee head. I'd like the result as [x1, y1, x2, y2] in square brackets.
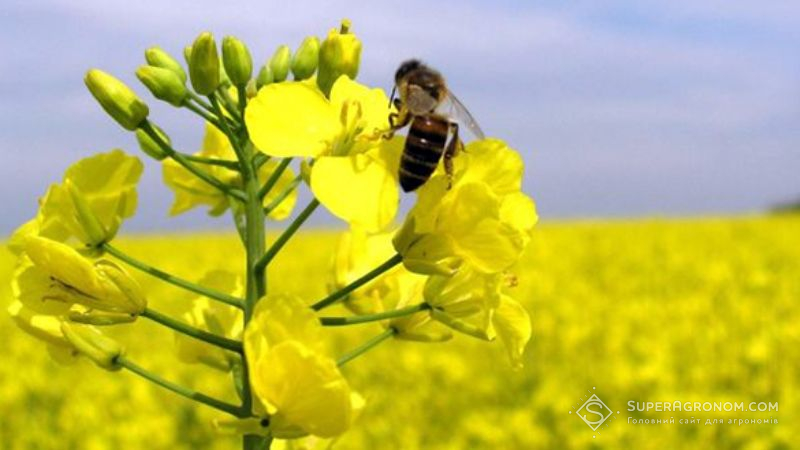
[395, 59, 423, 84]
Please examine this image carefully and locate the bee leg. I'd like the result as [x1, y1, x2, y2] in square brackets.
[385, 113, 399, 139]
[384, 107, 411, 140]
[444, 122, 462, 189]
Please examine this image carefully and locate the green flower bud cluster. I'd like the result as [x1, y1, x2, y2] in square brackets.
[253, 35, 321, 90]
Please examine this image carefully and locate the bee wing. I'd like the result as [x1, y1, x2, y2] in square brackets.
[441, 92, 485, 140]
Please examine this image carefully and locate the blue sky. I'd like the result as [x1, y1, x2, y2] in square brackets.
[1, 0, 798, 234]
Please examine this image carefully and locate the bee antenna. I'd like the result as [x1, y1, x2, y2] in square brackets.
[388, 86, 397, 108]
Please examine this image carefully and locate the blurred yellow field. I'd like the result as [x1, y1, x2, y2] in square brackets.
[2, 214, 797, 449]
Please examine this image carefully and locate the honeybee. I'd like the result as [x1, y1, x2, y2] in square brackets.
[387, 59, 485, 192]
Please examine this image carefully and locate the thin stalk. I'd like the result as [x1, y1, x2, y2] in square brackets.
[255, 199, 319, 271]
[257, 158, 293, 200]
[312, 253, 403, 311]
[253, 153, 270, 171]
[218, 87, 242, 122]
[237, 85, 248, 119]
[183, 100, 223, 127]
[263, 175, 302, 215]
[180, 153, 240, 170]
[337, 328, 396, 366]
[187, 91, 215, 112]
[210, 95, 245, 161]
[117, 355, 244, 417]
[141, 307, 243, 353]
[140, 120, 246, 202]
[102, 243, 244, 308]
[320, 303, 430, 326]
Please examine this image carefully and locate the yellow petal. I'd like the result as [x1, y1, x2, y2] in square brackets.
[460, 139, 524, 195]
[8, 219, 40, 256]
[253, 341, 352, 438]
[244, 294, 324, 374]
[500, 192, 538, 233]
[329, 76, 391, 136]
[492, 294, 532, 369]
[201, 123, 237, 159]
[455, 219, 525, 274]
[162, 159, 231, 216]
[24, 236, 102, 296]
[246, 82, 341, 157]
[62, 149, 143, 230]
[311, 149, 399, 232]
[7, 301, 70, 347]
[12, 261, 69, 314]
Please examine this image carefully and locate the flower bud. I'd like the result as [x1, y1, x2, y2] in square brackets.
[61, 322, 123, 370]
[134, 124, 170, 160]
[222, 36, 252, 86]
[95, 260, 147, 315]
[189, 32, 220, 95]
[84, 69, 149, 130]
[245, 79, 258, 98]
[136, 65, 188, 106]
[269, 45, 291, 83]
[183, 45, 192, 65]
[291, 36, 320, 81]
[317, 19, 362, 96]
[144, 46, 187, 84]
[66, 180, 108, 246]
[256, 65, 273, 89]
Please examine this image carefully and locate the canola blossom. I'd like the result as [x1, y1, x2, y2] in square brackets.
[6, 19, 536, 449]
[9, 149, 142, 252]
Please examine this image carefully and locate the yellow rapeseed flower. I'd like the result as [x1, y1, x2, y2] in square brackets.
[424, 266, 531, 368]
[9, 149, 142, 252]
[13, 236, 146, 316]
[330, 229, 451, 341]
[393, 139, 538, 275]
[163, 123, 297, 219]
[244, 294, 356, 438]
[245, 76, 402, 232]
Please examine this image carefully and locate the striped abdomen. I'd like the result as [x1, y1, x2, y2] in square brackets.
[399, 116, 449, 192]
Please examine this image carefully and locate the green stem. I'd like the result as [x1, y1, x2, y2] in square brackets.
[140, 120, 246, 202]
[183, 100, 223, 128]
[180, 153, 240, 170]
[320, 303, 430, 326]
[255, 199, 319, 271]
[237, 85, 248, 119]
[257, 158, 293, 200]
[238, 126, 268, 450]
[312, 253, 403, 311]
[117, 355, 244, 417]
[209, 96, 245, 161]
[187, 91, 215, 112]
[102, 243, 243, 308]
[252, 153, 270, 171]
[337, 328, 396, 366]
[141, 307, 243, 353]
[263, 175, 302, 215]
[218, 87, 242, 122]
